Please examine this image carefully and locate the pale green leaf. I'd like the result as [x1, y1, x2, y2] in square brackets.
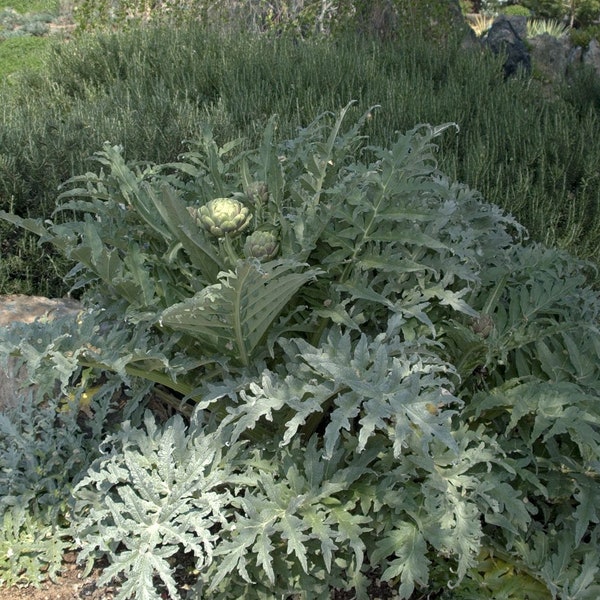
[281, 513, 310, 573]
[0, 210, 51, 240]
[252, 529, 276, 584]
[573, 477, 599, 547]
[568, 553, 600, 598]
[210, 542, 252, 591]
[144, 183, 223, 281]
[160, 260, 321, 365]
[372, 522, 429, 600]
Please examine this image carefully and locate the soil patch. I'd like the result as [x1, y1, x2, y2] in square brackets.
[1, 556, 116, 600]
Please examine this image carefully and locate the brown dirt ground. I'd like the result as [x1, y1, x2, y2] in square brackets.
[0, 553, 407, 600]
[0, 561, 403, 600]
[0, 555, 116, 600]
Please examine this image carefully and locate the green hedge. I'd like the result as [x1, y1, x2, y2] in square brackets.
[1, 23, 599, 295]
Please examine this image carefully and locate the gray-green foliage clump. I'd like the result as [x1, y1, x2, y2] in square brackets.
[0, 315, 143, 586]
[0, 390, 85, 586]
[1, 105, 599, 598]
[521, 0, 600, 26]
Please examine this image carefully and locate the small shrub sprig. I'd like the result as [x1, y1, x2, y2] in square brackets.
[1, 104, 599, 598]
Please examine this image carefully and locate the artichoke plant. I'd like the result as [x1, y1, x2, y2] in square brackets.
[196, 198, 252, 238]
[243, 230, 279, 261]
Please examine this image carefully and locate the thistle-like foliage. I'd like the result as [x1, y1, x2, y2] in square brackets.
[215, 325, 459, 458]
[0, 332, 122, 586]
[71, 412, 242, 600]
[1, 105, 599, 599]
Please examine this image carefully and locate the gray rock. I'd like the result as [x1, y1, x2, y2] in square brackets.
[0, 294, 80, 326]
[583, 38, 600, 77]
[569, 45, 584, 66]
[505, 14, 528, 39]
[529, 33, 572, 83]
[483, 15, 531, 78]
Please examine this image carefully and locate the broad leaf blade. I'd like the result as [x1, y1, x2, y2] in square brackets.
[160, 260, 321, 364]
[372, 522, 430, 600]
[143, 183, 223, 281]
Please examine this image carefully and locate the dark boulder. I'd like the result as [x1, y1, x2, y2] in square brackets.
[483, 15, 531, 78]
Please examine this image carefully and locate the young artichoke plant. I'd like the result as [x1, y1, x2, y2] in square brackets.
[243, 230, 279, 261]
[195, 198, 252, 238]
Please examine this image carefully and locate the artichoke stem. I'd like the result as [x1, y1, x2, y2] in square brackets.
[221, 234, 240, 267]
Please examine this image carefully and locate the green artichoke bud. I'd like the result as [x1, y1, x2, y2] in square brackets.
[198, 198, 252, 238]
[244, 230, 279, 261]
[471, 313, 494, 338]
[246, 181, 268, 204]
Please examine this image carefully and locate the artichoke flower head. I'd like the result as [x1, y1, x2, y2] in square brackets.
[246, 181, 269, 205]
[198, 197, 252, 238]
[244, 230, 279, 261]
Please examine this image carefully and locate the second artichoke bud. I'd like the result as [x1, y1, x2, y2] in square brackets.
[471, 313, 494, 338]
[244, 230, 279, 261]
[196, 198, 252, 238]
[246, 181, 269, 205]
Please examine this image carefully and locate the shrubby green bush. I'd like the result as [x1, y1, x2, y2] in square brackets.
[70, 0, 469, 39]
[575, 0, 600, 24]
[522, 0, 568, 18]
[569, 22, 600, 46]
[502, 4, 533, 16]
[460, 0, 475, 13]
[1, 106, 599, 599]
[0, 2, 60, 40]
[71, 0, 364, 36]
[479, 0, 513, 14]
[521, 0, 600, 25]
[3, 22, 600, 297]
[560, 61, 600, 114]
[0, 0, 60, 13]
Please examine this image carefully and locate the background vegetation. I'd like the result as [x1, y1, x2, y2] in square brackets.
[1, 2, 599, 599]
[1, 0, 599, 296]
[0, 0, 65, 80]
